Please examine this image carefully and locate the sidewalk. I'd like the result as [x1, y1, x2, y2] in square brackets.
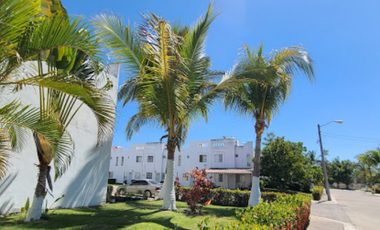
[308, 191, 356, 230]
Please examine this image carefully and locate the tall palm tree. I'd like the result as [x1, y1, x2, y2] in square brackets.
[224, 45, 314, 207]
[1, 0, 115, 221]
[94, 3, 241, 210]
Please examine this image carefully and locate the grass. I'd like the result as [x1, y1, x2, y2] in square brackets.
[0, 200, 240, 230]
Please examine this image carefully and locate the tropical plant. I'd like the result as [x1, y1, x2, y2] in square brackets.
[94, 3, 239, 210]
[223, 44, 314, 207]
[181, 167, 214, 214]
[1, 0, 115, 221]
[357, 149, 380, 191]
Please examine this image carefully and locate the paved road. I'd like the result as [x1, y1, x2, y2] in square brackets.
[331, 189, 380, 230]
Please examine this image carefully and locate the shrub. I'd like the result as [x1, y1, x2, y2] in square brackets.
[106, 185, 113, 203]
[176, 187, 296, 207]
[197, 193, 311, 230]
[375, 184, 380, 194]
[180, 168, 214, 214]
[311, 186, 323, 201]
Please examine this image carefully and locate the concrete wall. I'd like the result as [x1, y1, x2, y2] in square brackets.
[0, 63, 119, 214]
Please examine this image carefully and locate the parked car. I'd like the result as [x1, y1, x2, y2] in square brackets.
[117, 179, 161, 197]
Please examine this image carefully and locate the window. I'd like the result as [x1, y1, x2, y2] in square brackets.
[135, 172, 141, 179]
[218, 174, 223, 182]
[178, 155, 181, 166]
[215, 154, 223, 163]
[146, 172, 153, 179]
[199, 155, 207, 163]
[136, 146, 144, 150]
[147, 156, 154, 162]
[109, 171, 114, 178]
[147, 145, 156, 149]
[198, 143, 208, 147]
[236, 174, 241, 183]
[213, 142, 225, 147]
[247, 154, 252, 167]
[121, 157, 124, 166]
[183, 173, 189, 181]
[116, 157, 118, 166]
[136, 156, 142, 162]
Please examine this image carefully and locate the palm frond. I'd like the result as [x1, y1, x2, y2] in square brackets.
[0, 0, 40, 44]
[93, 12, 144, 75]
[14, 15, 105, 74]
[0, 101, 74, 179]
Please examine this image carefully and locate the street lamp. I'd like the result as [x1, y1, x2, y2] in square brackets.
[318, 120, 343, 201]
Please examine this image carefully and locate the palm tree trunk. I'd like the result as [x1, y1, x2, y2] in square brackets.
[368, 166, 374, 193]
[248, 119, 265, 207]
[161, 140, 176, 210]
[25, 165, 48, 222]
[26, 132, 52, 222]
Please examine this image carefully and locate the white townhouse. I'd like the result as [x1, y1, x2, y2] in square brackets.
[109, 137, 253, 190]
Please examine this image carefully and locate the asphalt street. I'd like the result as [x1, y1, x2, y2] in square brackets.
[309, 189, 380, 230]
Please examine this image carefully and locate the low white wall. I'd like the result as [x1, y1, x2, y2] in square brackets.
[0, 63, 119, 214]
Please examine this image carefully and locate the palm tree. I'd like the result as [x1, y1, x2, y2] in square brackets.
[357, 150, 380, 192]
[1, 0, 115, 221]
[224, 45, 314, 207]
[94, 3, 240, 210]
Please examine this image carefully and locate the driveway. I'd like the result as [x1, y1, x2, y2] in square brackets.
[331, 189, 380, 230]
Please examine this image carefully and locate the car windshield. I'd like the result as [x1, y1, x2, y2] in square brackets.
[149, 180, 158, 184]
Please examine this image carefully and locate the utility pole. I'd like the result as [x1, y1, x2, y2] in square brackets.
[318, 124, 332, 201]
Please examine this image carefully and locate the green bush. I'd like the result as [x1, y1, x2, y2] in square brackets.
[375, 184, 380, 194]
[311, 186, 323, 201]
[176, 187, 295, 207]
[197, 193, 311, 230]
[106, 185, 113, 203]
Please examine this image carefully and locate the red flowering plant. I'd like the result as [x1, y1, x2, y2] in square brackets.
[182, 167, 214, 214]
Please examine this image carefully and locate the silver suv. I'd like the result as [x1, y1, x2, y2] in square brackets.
[117, 179, 161, 197]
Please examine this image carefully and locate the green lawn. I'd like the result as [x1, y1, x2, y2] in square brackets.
[0, 200, 240, 230]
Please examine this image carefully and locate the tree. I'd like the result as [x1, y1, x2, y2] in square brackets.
[223, 45, 314, 207]
[261, 134, 322, 192]
[94, 3, 238, 210]
[1, 0, 115, 221]
[357, 150, 380, 190]
[326, 158, 355, 186]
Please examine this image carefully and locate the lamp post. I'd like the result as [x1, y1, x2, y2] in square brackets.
[318, 120, 343, 201]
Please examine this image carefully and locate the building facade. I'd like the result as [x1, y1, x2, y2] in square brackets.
[109, 137, 253, 190]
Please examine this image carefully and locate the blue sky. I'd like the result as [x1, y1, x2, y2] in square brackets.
[64, 0, 380, 162]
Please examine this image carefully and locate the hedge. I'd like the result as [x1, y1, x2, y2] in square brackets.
[176, 187, 289, 207]
[198, 193, 311, 230]
[311, 186, 323, 201]
[375, 184, 380, 194]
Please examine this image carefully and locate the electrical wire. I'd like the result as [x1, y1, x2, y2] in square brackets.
[321, 132, 380, 143]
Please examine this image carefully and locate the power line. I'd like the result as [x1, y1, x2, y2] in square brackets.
[321, 132, 380, 143]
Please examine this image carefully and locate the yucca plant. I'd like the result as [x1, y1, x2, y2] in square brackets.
[94, 3, 244, 210]
[223, 44, 314, 207]
[0, 0, 115, 221]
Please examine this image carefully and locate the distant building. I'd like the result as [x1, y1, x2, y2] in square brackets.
[109, 137, 253, 190]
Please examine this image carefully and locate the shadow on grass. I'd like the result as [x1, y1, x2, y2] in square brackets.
[126, 200, 238, 218]
[0, 201, 239, 230]
[0, 203, 186, 230]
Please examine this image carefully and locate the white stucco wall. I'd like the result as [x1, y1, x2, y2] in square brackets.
[0, 63, 119, 215]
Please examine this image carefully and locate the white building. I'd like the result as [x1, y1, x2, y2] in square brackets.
[0, 63, 119, 215]
[109, 137, 253, 190]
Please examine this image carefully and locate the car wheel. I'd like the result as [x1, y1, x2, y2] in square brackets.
[144, 190, 152, 198]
